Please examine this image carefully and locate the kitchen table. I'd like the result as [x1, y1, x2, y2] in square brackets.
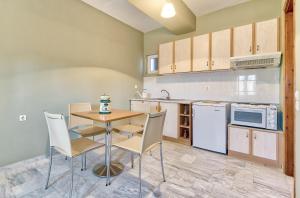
[71, 109, 144, 185]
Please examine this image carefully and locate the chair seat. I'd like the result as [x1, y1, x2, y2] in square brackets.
[72, 125, 106, 137]
[113, 124, 143, 134]
[113, 136, 142, 154]
[71, 138, 104, 157]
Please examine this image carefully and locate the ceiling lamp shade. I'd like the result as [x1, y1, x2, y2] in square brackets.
[161, 2, 176, 18]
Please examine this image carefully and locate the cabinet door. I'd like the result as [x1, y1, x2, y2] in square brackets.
[130, 101, 148, 126]
[255, 18, 279, 54]
[160, 102, 178, 138]
[252, 130, 277, 160]
[193, 34, 210, 71]
[174, 38, 192, 73]
[229, 126, 250, 154]
[146, 101, 159, 113]
[211, 29, 231, 70]
[233, 24, 253, 56]
[159, 42, 174, 74]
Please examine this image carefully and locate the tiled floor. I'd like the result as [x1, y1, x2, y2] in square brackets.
[0, 139, 293, 198]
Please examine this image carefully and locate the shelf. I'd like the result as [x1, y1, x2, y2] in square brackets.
[180, 125, 190, 129]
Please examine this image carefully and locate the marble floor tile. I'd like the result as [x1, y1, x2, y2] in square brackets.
[0, 141, 293, 198]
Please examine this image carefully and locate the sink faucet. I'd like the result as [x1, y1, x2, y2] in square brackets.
[161, 89, 170, 100]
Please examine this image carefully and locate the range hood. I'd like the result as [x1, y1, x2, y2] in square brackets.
[230, 52, 282, 69]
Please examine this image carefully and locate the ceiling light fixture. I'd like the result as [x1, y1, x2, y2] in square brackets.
[161, 1, 176, 18]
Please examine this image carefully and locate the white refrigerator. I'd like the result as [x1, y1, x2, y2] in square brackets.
[192, 102, 230, 154]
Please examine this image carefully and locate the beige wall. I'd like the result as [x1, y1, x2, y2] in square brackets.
[144, 0, 282, 55]
[0, 0, 143, 166]
[295, 0, 300, 197]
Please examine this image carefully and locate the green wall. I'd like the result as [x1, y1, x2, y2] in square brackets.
[0, 0, 143, 166]
[144, 0, 282, 56]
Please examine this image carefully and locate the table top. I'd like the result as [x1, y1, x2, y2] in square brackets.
[71, 109, 144, 123]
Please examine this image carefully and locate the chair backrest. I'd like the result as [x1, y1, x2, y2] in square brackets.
[69, 103, 93, 129]
[140, 111, 166, 153]
[44, 112, 72, 157]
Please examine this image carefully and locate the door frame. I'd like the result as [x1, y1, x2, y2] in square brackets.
[284, 0, 295, 178]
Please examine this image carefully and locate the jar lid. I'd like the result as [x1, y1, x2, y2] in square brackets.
[100, 94, 110, 100]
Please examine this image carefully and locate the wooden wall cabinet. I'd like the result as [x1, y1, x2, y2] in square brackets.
[255, 18, 279, 54]
[228, 125, 283, 167]
[211, 29, 231, 70]
[174, 38, 192, 73]
[192, 34, 210, 71]
[233, 24, 253, 56]
[159, 42, 174, 74]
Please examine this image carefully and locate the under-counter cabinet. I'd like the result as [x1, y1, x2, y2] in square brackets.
[229, 126, 250, 155]
[192, 34, 210, 71]
[211, 29, 231, 70]
[160, 102, 178, 138]
[174, 38, 192, 73]
[233, 24, 253, 56]
[252, 130, 277, 160]
[255, 18, 279, 54]
[158, 42, 174, 74]
[228, 125, 283, 167]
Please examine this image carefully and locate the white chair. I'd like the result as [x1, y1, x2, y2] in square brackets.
[44, 112, 104, 198]
[69, 103, 106, 140]
[113, 111, 167, 198]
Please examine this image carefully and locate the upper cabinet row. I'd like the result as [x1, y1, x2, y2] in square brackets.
[158, 18, 279, 75]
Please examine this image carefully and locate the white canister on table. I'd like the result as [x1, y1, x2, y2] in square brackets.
[99, 94, 111, 114]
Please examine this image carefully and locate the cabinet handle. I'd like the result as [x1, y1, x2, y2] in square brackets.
[211, 61, 214, 66]
[174, 65, 176, 70]
[246, 133, 249, 138]
[249, 46, 252, 52]
[254, 134, 257, 139]
[256, 45, 260, 52]
[206, 61, 208, 66]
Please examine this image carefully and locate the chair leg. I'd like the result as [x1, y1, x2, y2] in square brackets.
[160, 143, 166, 182]
[139, 155, 142, 198]
[45, 146, 53, 190]
[81, 155, 84, 171]
[84, 152, 87, 170]
[131, 152, 134, 168]
[70, 158, 74, 198]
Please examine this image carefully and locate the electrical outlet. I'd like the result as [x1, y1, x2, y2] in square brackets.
[19, 114, 27, 122]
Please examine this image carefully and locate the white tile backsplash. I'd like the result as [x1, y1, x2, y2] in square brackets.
[144, 68, 280, 104]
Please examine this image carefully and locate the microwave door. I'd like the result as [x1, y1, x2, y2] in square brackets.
[232, 108, 266, 128]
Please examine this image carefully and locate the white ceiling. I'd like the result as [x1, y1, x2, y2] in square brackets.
[183, 0, 250, 16]
[81, 0, 162, 32]
[81, 0, 250, 33]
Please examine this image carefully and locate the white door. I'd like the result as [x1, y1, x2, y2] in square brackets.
[228, 126, 250, 154]
[252, 130, 277, 160]
[160, 102, 178, 138]
[174, 38, 192, 73]
[255, 18, 279, 54]
[159, 42, 174, 74]
[193, 104, 227, 153]
[233, 24, 253, 56]
[211, 29, 231, 70]
[193, 34, 210, 71]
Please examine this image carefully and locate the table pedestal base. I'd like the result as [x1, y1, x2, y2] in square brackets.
[92, 162, 124, 177]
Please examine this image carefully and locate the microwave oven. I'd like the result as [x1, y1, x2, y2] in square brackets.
[231, 103, 278, 130]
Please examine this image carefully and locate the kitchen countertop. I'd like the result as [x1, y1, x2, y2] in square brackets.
[130, 98, 196, 104]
